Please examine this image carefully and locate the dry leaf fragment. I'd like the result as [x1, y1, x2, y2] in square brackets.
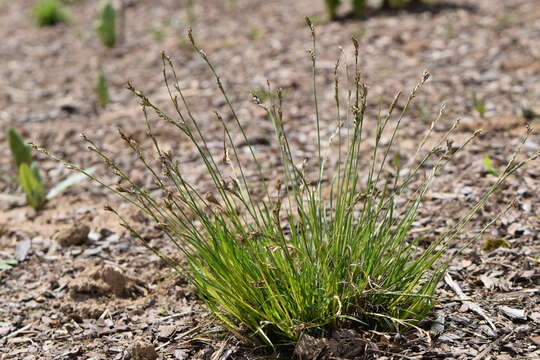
[507, 223, 524, 237]
[480, 275, 496, 290]
[499, 306, 527, 321]
[530, 336, 540, 346]
[158, 325, 176, 339]
[14, 238, 31, 262]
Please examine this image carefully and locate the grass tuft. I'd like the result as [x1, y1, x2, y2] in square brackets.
[50, 25, 539, 350]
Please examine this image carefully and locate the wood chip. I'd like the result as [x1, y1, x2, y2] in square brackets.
[499, 306, 527, 321]
[14, 238, 31, 262]
[445, 274, 497, 333]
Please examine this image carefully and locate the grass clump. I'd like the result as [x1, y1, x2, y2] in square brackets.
[32, 0, 68, 27]
[51, 22, 538, 350]
[96, 0, 117, 48]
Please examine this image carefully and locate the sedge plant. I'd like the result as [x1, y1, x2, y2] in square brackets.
[44, 22, 538, 350]
[32, 0, 68, 27]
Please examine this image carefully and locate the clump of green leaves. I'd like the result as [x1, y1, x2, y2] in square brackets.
[8, 129, 45, 209]
[6, 129, 94, 210]
[59, 23, 538, 350]
[97, 0, 117, 48]
[96, 72, 110, 108]
[32, 0, 68, 27]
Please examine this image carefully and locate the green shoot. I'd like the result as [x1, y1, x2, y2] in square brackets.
[248, 27, 263, 41]
[96, 72, 110, 108]
[8, 128, 33, 169]
[32, 0, 68, 27]
[97, 0, 117, 48]
[383, 0, 408, 8]
[5, 129, 94, 210]
[483, 155, 498, 176]
[150, 28, 166, 41]
[18, 163, 46, 210]
[0, 260, 18, 270]
[324, 0, 341, 20]
[186, 0, 195, 24]
[8, 129, 45, 209]
[472, 91, 486, 117]
[351, 0, 366, 17]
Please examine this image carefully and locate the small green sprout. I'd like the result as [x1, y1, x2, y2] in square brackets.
[8, 129, 45, 209]
[483, 155, 498, 176]
[97, 0, 117, 48]
[18, 163, 46, 210]
[248, 27, 263, 41]
[383, 0, 407, 8]
[324, 0, 341, 20]
[5, 129, 95, 210]
[351, 0, 366, 17]
[32, 0, 68, 27]
[96, 72, 110, 108]
[0, 259, 18, 270]
[150, 28, 165, 41]
[472, 91, 486, 118]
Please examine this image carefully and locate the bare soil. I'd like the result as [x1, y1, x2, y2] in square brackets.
[1, 0, 539, 359]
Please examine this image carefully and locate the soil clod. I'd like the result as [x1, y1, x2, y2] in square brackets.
[54, 224, 90, 247]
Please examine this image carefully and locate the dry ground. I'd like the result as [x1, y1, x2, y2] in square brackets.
[1, 0, 540, 359]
